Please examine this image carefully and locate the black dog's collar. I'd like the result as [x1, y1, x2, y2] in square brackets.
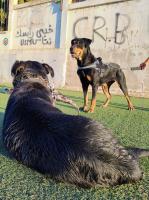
[77, 60, 100, 71]
[77, 59, 111, 78]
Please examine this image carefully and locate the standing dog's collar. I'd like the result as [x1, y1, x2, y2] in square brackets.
[77, 60, 100, 71]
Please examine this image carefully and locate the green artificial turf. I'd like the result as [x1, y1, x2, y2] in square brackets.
[0, 89, 149, 200]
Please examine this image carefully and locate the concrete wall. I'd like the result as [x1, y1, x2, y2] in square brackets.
[65, 0, 149, 97]
[0, 0, 149, 97]
[11, 1, 60, 49]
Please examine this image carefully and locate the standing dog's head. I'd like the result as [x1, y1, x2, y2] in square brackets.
[70, 38, 92, 60]
[11, 61, 54, 88]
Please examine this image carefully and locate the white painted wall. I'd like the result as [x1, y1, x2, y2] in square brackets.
[11, 1, 60, 49]
[0, 0, 149, 97]
[0, 0, 65, 87]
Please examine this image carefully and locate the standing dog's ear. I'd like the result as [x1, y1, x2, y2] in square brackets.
[11, 61, 25, 76]
[42, 63, 54, 77]
[82, 38, 92, 46]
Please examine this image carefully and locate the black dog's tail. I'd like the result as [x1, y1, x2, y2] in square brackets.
[127, 147, 149, 158]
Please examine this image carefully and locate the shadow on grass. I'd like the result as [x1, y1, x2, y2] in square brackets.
[63, 95, 149, 112]
[56, 102, 80, 113]
[104, 103, 149, 111]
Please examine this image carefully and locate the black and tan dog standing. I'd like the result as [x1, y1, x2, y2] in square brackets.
[70, 38, 134, 113]
[2, 60, 149, 188]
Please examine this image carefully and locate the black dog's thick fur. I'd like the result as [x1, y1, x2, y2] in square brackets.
[2, 61, 149, 188]
[70, 38, 134, 112]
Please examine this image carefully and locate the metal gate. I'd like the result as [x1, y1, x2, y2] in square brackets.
[0, 0, 9, 31]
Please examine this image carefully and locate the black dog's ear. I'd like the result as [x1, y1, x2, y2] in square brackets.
[82, 38, 92, 46]
[11, 61, 25, 76]
[42, 63, 54, 77]
[71, 38, 77, 45]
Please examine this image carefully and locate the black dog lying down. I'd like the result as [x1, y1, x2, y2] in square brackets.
[2, 61, 149, 188]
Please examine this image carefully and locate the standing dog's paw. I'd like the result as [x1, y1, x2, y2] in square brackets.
[101, 104, 108, 108]
[87, 108, 94, 113]
[79, 106, 88, 112]
[128, 104, 135, 111]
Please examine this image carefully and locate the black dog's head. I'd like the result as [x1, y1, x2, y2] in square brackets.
[11, 61, 54, 88]
[70, 38, 92, 60]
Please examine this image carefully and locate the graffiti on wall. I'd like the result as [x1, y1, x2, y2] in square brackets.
[16, 25, 54, 46]
[0, 38, 9, 46]
[0, 33, 9, 48]
[73, 13, 130, 45]
[3, 38, 8, 46]
[13, 2, 61, 48]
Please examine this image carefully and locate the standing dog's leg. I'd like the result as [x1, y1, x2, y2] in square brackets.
[80, 81, 89, 112]
[116, 69, 134, 110]
[124, 94, 134, 110]
[88, 85, 98, 113]
[102, 83, 111, 108]
[101, 81, 115, 108]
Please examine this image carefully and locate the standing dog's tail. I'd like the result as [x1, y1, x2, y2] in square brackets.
[127, 147, 149, 158]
